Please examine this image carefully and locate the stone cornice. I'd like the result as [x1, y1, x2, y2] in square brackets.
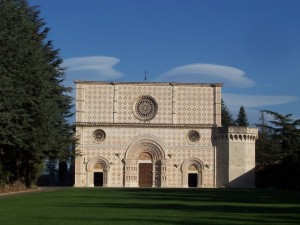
[74, 122, 218, 129]
[74, 80, 223, 87]
[218, 126, 258, 134]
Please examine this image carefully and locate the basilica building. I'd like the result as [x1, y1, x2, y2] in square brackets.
[74, 81, 258, 188]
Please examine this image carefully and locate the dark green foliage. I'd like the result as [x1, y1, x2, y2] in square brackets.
[235, 106, 249, 126]
[221, 99, 234, 127]
[261, 110, 300, 161]
[255, 111, 281, 168]
[256, 110, 300, 188]
[0, 0, 74, 187]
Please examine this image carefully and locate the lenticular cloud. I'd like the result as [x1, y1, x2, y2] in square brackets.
[63, 56, 123, 80]
[223, 93, 298, 108]
[157, 64, 255, 88]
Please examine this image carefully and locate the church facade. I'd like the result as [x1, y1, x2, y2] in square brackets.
[74, 81, 258, 188]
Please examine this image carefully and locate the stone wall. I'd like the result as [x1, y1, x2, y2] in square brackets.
[216, 126, 258, 188]
[75, 82, 222, 126]
[74, 81, 257, 188]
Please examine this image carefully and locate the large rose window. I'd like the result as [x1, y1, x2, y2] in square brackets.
[133, 95, 158, 121]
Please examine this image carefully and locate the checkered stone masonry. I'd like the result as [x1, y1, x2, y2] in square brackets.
[114, 84, 173, 124]
[74, 82, 257, 188]
[173, 86, 215, 125]
[82, 84, 114, 123]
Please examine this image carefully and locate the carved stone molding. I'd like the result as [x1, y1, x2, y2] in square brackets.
[75, 122, 217, 129]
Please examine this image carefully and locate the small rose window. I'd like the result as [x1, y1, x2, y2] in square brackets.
[93, 129, 106, 142]
[188, 130, 200, 142]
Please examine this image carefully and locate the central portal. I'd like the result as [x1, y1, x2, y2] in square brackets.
[124, 139, 166, 187]
[139, 163, 152, 187]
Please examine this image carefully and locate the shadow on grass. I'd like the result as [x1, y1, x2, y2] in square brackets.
[55, 187, 300, 204]
[2, 188, 300, 225]
[37, 188, 300, 225]
[32, 215, 299, 225]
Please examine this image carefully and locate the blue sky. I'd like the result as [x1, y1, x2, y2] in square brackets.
[29, 0, 300, 124]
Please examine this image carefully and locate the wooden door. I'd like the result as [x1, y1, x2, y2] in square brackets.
[139, 163, 152, 187]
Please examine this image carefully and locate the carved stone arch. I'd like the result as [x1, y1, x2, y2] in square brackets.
[181, 158, 204, 188]
[86, 156, 110, 172]
[86, 156, 110, 187]
[125, 135, 166, 155]
[181, 158, 204, 173]
[124, 136, 167, 187]
[125, 136, 166, 160]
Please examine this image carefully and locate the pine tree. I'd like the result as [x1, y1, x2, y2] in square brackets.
[0, 0, 74, 187]
[262, 110, 300, 160]
[235, 106, 249, 126]
[256, 110, 300, 188]
[255, 111, 281, 168]
[221, 99, 234, 127]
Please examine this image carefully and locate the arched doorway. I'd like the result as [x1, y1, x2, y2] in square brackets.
[86, 157, 110, 187]
[187, 164, 198, 187]
[93, 163, 104, 186]
[124, 138, 166, 187]
[181, 158, 203, 188]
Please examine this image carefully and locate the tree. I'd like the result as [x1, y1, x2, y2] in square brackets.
[255, 134, 282, 188]
[0, 0, 74, 187]
[255, 111, 281, 167]
[235, 106, 249, 126]
[262, 110, 300, 160]
[256, 110, 300, 188]
[221, 99, 234, 127]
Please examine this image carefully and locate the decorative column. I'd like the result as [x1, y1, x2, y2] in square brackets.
[124, 159, 138, 187]
[153, 160, 162, 187]
[160, 159, 168, 187]
[197, 172, 202, 187]
[103, 169, 108, 187]
[152, 161, 156, 187]
[182, 172, 188, 188]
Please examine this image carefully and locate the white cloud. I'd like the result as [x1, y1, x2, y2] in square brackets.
[157, 64, 255, 88]
[61, 55, 123, 103]
[64, 56, 122, 77]
[222, 94, 298, 124]
[62, 56, 123, 87]
[223, 93, 298, 108]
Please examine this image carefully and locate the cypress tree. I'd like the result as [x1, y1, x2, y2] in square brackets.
[235, 106, 249, 126]
[0, 0, 74, 187]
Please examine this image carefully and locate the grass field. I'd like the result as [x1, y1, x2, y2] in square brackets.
[0, 188, 299, 225]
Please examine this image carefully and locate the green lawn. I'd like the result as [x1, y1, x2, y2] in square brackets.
[0, 188, 299, 225]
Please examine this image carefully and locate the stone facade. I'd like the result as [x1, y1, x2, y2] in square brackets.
[74, 81, 258, 188]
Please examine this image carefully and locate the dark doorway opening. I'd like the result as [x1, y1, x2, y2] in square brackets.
[139, 163, 152, 187]
[94, 172, 103, 186]
[188, 173, 197, 187]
